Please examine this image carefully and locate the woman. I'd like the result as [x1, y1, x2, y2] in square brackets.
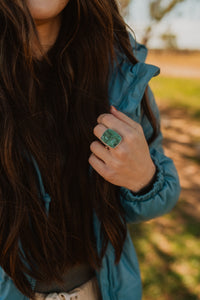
[0, 1, 181, 300]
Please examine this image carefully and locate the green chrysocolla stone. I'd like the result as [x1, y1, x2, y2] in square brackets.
[100, 128, 122, 148]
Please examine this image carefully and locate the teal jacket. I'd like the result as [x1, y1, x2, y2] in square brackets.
[0, 33, 181, 300]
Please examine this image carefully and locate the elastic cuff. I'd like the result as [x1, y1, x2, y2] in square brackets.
[120, 154, 164, 202]
[130, 165, 158, 196]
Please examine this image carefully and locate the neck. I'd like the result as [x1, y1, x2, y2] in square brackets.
[32, 15, 62, 59]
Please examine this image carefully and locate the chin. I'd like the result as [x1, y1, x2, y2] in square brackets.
[27, 0, 69, 21]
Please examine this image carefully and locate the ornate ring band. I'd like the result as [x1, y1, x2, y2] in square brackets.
[100, 128, 122, 149]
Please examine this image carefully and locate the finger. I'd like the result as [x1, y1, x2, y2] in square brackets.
[97, 113, 131, 138]
[88, 153, 109, 179]
[93, 123, 108, 142]
[90, 140, 111, 164]
[110, 106, 138, 128]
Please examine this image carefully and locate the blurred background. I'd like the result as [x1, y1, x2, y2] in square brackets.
[118, 1, 200, 299]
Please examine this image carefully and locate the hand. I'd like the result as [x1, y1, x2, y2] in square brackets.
[88, 106, 156, 193]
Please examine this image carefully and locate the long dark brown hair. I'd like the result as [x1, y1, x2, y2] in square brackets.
[0, 0, 159, 298]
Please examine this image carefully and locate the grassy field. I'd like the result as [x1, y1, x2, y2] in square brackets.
[149, 76, 200, 119]
[129, 208, 200, 300]
[146, 50, 200, 79]
[129, 53, 200, 300]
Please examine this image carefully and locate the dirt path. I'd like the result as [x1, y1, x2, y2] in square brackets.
[147, 51, 200, 78]
[158, 103, 200, 219]
[139, 104, 200, 299]
[146, 50, 200, 210]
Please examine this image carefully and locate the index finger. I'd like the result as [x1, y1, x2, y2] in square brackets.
[110, 106, 138, 128]
[97, 113, 131, 138]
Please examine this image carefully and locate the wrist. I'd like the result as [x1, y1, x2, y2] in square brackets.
[130, 163, 157, 194]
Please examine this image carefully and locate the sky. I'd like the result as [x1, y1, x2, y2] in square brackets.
[125, 0, 200, 49]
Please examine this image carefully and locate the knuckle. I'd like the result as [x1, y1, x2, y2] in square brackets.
[97, 113, 106, 123]
[93, 125, 98, 135]
[126, 129, 138, 144]
[136, 123, 143, 132]
[125, 128, 134, 140]
[90, 141, 97, 151]
[115, 146, 127, 159]
[88, 154, 94, 163]
[100, 113, 112, 124]
[110, 159, 121, 170]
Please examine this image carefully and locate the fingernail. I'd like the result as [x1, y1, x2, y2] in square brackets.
[111, 105, 117, 112]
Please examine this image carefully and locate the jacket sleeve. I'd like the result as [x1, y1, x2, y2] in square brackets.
[119, 84, 181, 223]
[0, 267, 28, 300]
[114, 32, 181, 224]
